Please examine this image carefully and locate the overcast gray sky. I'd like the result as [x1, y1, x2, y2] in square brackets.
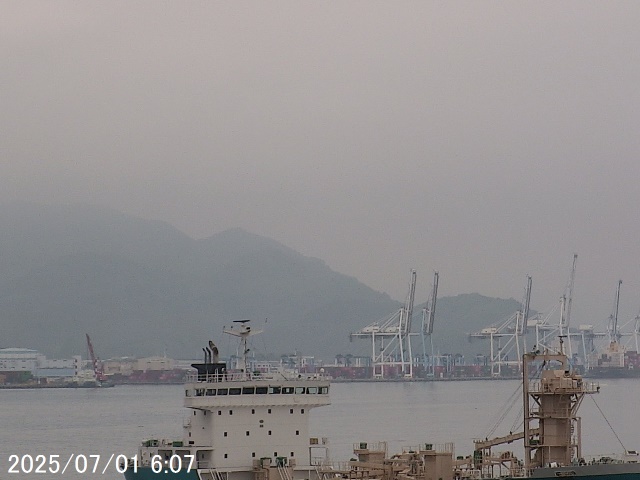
[2, 2, 640, 330]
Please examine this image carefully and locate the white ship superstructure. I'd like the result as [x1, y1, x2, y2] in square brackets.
[126, 320, 330, 480]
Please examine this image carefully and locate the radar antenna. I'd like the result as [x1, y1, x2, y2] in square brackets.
[224, 320, 263, 375]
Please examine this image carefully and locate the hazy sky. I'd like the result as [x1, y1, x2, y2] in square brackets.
[2, 2, 640, 331]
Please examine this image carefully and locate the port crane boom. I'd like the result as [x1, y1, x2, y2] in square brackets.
[421, 271, 439, 376]
[608, 280, 623, 345]
[563, 253, 578, 331]
[86, 333, 107, 383]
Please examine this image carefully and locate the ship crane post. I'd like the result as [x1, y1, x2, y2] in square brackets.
[473, 340, 600, 478]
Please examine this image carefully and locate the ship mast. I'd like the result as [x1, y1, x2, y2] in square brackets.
[223, 320, 263, 376]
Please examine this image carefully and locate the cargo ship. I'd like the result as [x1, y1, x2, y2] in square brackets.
[123, 320, 330, 479]
[123, 330, 639, 480]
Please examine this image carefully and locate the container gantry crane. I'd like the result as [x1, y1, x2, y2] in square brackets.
[469, 275, 532, 376]
[350, 270, 418, 378]
[421, 271, 439, 376]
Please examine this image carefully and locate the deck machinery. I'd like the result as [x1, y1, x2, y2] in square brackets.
[471, 343, 599, 478]
[521, 348, 598, 473]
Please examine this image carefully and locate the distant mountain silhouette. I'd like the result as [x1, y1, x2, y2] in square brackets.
[0, 203, 521, 361]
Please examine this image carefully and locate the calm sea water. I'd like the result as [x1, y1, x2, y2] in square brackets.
[1, 379, 639, 480]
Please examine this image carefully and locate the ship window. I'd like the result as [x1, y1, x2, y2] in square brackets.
[229, 388, 241, 395]
[256, 387, 268, 394]
[290, 452, 294, 457]
[217, 388, 228, 395]
[282, 387, 294, 394]
[185, 389, 191, 397]
[224, 454, 228, 459]
[229, 410, 233, 415]
[224, 432, 228, 437]
[295, 387, 305, 394]
[268, 431, 272, 435]
[252, 452, 256, 458]
[196, 389, 205, 396]
[193, 411, 196, 416]
[242, 387, 255, 394]
[301, 409, 305, 414]
[296, 430, 299, 435]
[269, 386, 281, 394]
[319, 386, 329, 394]
[204, 411, 207, 416]
[306, 387, 318, 394]
[252, 409, 255, 414]
[274, 452, 277, 457]
[246, 431, 250, 436]
[290, 409, 294, 414]
[218, 411, 222, 415]
[268, 409, 272, 414]
[206, 389, 216, 396]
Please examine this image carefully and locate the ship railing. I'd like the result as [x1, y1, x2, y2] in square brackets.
[578, 453, 633, 465]
[314, 460, 352, 471]
[528, 379, 600, 394]
[311, 456, 331, 466]
[402, 442, 455, 454]
[185, 371, 330, 383]
[509, 465, 526, 477]
[353, 441, 388, 454]
[277, 464, 293, 480]
[455, 468, 481, 480]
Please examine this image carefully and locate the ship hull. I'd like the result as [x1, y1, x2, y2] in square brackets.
[527, 473, 640, 480]
[531, 475, 640, 480]
[526, 462, 640, 480]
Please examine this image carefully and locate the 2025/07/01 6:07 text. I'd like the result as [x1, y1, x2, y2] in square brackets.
[7, 453, 196, 475]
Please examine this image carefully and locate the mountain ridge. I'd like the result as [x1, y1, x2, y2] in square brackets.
[0, 203, 520, 361]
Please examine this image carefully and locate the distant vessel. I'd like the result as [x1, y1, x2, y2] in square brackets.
[123, 320, 330, 479]
[585, 281, 640, 379]
[85, 333, 114, 387]
[586, 343, 640, 378]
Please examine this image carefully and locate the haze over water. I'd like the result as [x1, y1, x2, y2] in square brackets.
[2, 380, 639, 480]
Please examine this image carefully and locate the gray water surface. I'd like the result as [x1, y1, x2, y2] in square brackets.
[1, 379, 638, 480]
